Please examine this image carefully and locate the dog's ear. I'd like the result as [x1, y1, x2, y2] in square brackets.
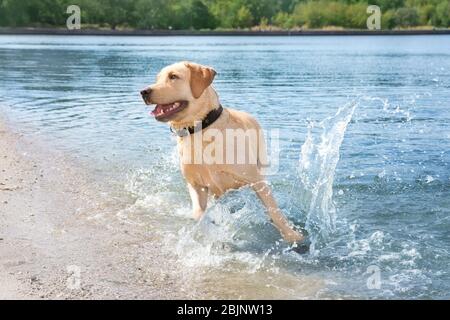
[185, 62, 217, 99]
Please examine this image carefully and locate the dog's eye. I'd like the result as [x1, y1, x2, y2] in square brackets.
[169, 74, 179, 80]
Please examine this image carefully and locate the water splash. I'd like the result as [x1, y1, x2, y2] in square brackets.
[298, 101, 357, 250]
[361, 96, 412, 122]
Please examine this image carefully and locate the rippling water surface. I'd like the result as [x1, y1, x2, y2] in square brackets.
[1, 35, 449, 299]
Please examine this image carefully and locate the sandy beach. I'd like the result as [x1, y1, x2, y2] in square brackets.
[0, 117, 191, 299]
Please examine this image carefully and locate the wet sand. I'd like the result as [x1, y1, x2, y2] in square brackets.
[0, 117, 192, 299]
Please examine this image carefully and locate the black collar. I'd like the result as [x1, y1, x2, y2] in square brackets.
[171, 105, 223, 137]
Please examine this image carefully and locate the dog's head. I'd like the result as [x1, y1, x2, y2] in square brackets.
[141, 61, 217, 123]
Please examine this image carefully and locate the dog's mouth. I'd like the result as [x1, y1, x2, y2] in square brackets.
[150, 101, 188, 121]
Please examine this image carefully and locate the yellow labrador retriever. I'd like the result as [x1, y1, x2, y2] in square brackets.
[141, 61, 304, 245]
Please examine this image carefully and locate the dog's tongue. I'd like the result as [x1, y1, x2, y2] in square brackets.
[150, 105, 161, 116]
[150, 104, 169, 116]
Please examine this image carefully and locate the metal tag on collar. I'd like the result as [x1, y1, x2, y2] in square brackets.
[170, 127, 189, 137]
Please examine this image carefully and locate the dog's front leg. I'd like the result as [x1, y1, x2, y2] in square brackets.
[187, 184, 208, 220]
[252, 181, 305, 244]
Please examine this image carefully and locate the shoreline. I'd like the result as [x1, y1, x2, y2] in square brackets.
[0, 116, 191, 299]
[1, 27, 450, 36]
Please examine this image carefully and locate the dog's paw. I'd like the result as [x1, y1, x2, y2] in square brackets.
[290, 239, 311, 254]
[289, 227, 310, 254]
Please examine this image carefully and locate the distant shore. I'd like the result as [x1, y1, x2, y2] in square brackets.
[1, 27, 450, 36]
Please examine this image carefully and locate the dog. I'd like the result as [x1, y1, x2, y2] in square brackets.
[141, 61, 305, 245]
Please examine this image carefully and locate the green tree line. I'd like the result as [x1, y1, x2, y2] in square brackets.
[0, 0, 449, 30]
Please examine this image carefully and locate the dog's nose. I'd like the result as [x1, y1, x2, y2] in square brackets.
[140, 88, 151, 96]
